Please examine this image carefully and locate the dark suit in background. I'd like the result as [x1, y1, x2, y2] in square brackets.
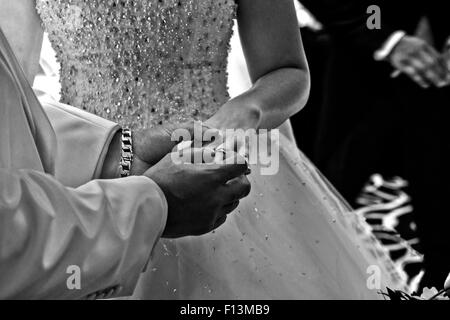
[299, 0, 450, 288]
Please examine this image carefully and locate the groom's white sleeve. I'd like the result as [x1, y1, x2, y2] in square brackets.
[0, 30, 167, 299]
[0, 94, 168, 300]
[0, 170, 167, 300]
[39, 95, 125, 187]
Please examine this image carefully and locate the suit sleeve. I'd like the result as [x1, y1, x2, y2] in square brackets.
[0, 27, 168, 299]
[40, 95, 122, 187]
[0, 171, 167, 300]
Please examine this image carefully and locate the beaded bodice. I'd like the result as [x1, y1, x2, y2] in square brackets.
[36, 0, 236, 129]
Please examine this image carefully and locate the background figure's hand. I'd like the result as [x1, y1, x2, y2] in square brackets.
[131, 121, 219, 175]
[144, 148, 251, 238]
[389, 35, 448, 88]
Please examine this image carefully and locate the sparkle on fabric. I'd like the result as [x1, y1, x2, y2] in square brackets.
[36, 0, 236, 129]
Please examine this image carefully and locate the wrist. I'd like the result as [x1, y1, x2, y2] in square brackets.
[130, 154, 150, 176]
[101, 128, 144, 179]
[207, 100, 262, 130]
[128, 130, 151, 176]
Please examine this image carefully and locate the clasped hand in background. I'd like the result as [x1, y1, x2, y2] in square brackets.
[389, 35, 450, 89]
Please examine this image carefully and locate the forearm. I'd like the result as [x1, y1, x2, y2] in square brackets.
[220, 0, 309, 131]
[208, 67, 310, 130]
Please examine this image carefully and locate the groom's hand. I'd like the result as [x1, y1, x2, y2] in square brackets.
[131, 121, 217, 175]
[144, 148, 251, 238]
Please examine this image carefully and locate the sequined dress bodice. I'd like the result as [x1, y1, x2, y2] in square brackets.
[36, 0, 236, 129]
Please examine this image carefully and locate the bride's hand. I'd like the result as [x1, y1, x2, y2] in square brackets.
[205, 101, 261, 132]
[131, 121, 217, 175]
[204, 101, 263, 158]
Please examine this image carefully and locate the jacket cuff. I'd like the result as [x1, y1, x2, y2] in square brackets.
[38, 95, 120, 187]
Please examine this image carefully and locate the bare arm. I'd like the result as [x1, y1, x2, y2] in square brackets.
[206, 0, 310, 130]
[0, 0, 44, 83]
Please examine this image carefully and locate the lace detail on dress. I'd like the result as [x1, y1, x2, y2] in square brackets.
[36, 0, 236, 129]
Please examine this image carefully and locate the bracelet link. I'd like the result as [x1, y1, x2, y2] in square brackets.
[120, 128, 133, 177]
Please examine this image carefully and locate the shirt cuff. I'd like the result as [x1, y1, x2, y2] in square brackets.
[374, 31, 406, 61]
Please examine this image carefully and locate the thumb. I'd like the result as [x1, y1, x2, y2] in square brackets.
[174, 147, 216, 164]
[181, 120, 222, 147]
[214, 154, 248, 182]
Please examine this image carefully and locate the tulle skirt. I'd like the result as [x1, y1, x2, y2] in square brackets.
[29, 27, 408, 300]
[132, 129, 406, 299]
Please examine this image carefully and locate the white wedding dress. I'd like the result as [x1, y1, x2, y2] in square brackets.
[36, 0, 406, 299]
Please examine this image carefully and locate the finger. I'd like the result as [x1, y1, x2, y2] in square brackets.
[445, 39, 450, 52]
[223, 201, 240, 214]
[212, 149, 247, 164]
[390, 70, 401, 78]
[407, 58, 437, 86]
[198, 126, 223, 147]
[423, 68, 443, 87]
[176, 140, 193, 151]
[418, 48, 448, 86]
[176, 147, 216, 164]
[221, 175, 251, 202]
[441, 51, 450, 83]
[442, 37, 450, 72]
[179, 121, 222, 147]
[224, 133, 241, 153]
[402, 65, 430, 88]
[419, 46, 447, 87]
[213, 162, 249, 183]
[434, 56, 449, 83]
[222, 151, 248, 166]
[213, 151, 251, 171]
[169, 121, 196, 146]
[445, 52, 450, 73]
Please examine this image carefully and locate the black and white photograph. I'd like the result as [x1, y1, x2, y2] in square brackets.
[0, 0, 449, 305]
